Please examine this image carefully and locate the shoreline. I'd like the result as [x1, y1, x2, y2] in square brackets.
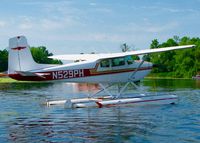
[145, 77, 191, 80]
[0, 76, 193, 83]
[0, 77, 18, 83]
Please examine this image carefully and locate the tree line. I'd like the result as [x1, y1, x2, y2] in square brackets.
[121, 36, 200, 78]
[0, 36, 199, 78]
[146, 36, 200, 78]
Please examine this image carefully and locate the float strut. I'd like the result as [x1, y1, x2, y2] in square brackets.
[99, 83, 114, 98]
[115, 82, 130, 98]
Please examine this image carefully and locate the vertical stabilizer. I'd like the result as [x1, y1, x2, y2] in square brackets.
[8, 36, 40, 74]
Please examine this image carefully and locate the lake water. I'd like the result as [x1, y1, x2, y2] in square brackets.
[0, 79, 200, 143]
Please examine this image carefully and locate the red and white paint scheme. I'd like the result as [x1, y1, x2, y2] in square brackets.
[8, 36, 195, 108]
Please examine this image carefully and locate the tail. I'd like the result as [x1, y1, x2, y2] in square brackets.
[8, 36, 48, 74]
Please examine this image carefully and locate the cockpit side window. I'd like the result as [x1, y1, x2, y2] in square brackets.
[125, 56, 134, 65]
[111, 57, 125, 67]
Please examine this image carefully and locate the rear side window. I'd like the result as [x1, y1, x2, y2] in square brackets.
[111, 57, 125, 67]
[100, 59, 110, 68]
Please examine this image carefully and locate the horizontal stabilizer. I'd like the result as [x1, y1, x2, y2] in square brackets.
[0, 73, 7, 77]
[15, 71, 49, 79]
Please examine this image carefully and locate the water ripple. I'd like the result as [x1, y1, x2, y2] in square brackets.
[0, 79, 199, 142]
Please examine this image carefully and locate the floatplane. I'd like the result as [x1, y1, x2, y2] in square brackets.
[8, 36, 195, 108]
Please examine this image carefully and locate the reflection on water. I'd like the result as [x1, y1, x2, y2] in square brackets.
[74, 83, 100, 92]
[143, 78, 200, 90]
[8, 107, 159, 143]
[0, 82, 53, 92]
[0, 79, 200, 142]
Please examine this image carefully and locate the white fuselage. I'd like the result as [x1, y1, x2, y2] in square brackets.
[9, 59, 152, 83]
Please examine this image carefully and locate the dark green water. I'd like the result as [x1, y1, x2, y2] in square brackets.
[0, 79, 200, 143]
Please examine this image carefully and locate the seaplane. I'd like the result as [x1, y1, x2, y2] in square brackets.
[7, 36, 195, 108]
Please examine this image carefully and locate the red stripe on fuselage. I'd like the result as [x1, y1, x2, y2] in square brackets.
[11, 47, 26, 51]
[8, 74, 49, 81]
[9, 66, 152, 81]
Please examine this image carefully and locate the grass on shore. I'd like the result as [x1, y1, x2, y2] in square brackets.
[146, 72, 191, 79]
[0, 77, 18, 83]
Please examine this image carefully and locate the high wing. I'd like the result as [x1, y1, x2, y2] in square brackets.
[49, 45, 195, 61]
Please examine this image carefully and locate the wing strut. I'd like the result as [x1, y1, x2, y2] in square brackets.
[129, 59, 145, 80]
[115, 58, 148, 98]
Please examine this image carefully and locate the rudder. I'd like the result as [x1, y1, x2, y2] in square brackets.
[8, 36, 41, 74]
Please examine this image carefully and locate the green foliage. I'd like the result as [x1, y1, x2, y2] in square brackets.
[149, 36, 200, 78]
[150, 39, 159, 49]
[31, 46, 62, 64]
[0, 49, 8, 72]
[143, 39, 159, 62]
[151, 38, 178, 73]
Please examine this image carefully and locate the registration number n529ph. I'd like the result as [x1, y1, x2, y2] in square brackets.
[52, 69, 84, 79]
